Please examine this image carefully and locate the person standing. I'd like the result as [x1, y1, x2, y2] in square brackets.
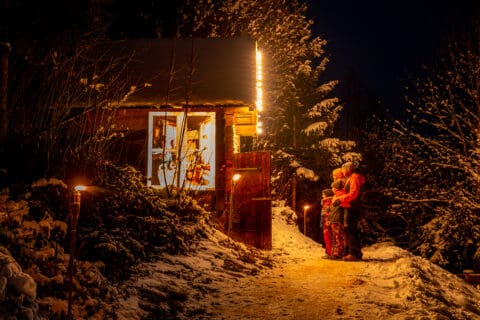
[329, 179, 347, 259]
[320, 188, 334, 258]
[334, 162, 365, 261]
[331, 168, 349, 256]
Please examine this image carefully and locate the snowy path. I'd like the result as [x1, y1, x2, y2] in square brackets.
[206, 205, 480, 320]
[117, 204, 480, 320]
[206, 206, 365, 319]
[210, 255, 366, 319]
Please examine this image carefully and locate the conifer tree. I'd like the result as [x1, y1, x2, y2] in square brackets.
[177, 0, 360, 201]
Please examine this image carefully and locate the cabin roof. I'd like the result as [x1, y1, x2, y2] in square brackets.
[106, 38, 256, 108]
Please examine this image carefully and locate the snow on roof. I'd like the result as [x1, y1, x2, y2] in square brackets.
[107, 38, 256, 108]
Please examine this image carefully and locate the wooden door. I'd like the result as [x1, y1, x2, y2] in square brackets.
[231, 151, 271, 250]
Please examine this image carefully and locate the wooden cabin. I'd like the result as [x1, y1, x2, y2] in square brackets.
[94, 38, 271, 249]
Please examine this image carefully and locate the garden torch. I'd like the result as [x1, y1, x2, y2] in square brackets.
[67, 185, 86, 320]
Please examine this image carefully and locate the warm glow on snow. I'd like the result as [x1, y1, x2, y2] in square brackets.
[116, 201, 480, 319]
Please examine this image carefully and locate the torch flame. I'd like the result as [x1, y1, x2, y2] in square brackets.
[74, 185, 87, 192]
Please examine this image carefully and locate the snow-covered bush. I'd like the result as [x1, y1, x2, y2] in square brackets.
[77, 161, 210, 280]
[0, 181, 117, 319]
[370, 27, 480, 273]
[414, 208, 480, 273]
[272, 200, 298, 225]
[0, 163, 215, 319]
[0, 246, 38, 319]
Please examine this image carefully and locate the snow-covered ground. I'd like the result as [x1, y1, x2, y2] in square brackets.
[116, 201, 480, 320]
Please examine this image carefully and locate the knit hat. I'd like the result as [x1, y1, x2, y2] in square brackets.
[322, 189, 334, 197]
[331, 179, 344, 190]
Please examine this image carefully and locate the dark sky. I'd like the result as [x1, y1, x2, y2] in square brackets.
[308, 0, 479, 110]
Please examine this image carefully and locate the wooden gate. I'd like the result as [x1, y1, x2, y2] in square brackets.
[231, 151, 271, 250]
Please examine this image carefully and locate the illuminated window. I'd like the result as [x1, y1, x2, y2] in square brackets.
[148, 112, 216, 190]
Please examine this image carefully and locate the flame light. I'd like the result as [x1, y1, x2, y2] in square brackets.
[303, 205, 310, 235]
[74, 185, 87, 192]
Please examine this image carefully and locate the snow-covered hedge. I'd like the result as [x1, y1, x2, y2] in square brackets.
[0, 246, 38, 319]
[78, 162, 210, 279]
[0, 161, 213, 319]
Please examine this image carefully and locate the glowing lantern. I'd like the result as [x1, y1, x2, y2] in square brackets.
[303, 205, 310, 235]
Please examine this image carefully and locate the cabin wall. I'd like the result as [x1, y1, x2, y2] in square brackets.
[87, 107, 254, 212]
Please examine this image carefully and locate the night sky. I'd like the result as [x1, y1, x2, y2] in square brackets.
[308, 0, 480, 110]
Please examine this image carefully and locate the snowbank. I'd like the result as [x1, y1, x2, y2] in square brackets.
[115, 202, 480, 320]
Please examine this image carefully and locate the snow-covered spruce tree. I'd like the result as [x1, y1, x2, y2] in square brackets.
[380, 34, 480, 273]
[177, 0, 360, 203]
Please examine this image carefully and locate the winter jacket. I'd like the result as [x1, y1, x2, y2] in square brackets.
[337, 173, 365, 208]
[331, 178, 350, 208]
[321, 197, 332, 226]
[329, 188, 346, 224]
[321, 197, 332, 216]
